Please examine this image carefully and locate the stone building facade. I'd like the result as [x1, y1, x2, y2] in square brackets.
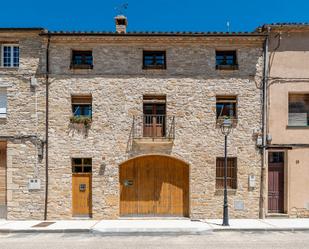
[0, 28, 46, 219]
[0, 21, 267, 220]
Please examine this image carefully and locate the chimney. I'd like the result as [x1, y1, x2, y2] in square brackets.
[115, 15, 128, 34]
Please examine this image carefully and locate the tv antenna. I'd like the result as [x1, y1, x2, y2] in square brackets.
[115, 3, 128, 15]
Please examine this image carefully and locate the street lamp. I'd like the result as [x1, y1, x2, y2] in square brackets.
[220, 118, 233, 226]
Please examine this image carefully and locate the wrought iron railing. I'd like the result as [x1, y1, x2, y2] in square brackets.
[132, 115, 175, 140]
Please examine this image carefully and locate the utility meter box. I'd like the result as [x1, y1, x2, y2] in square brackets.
[30, 76, 38, 87]
[28, 179, 41, 190]
[256, 136, 263, 147]
[248, 175, 256, 188]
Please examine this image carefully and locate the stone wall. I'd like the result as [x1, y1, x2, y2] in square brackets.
[46, 36, 264, 219]
[0, 31, 46, 219]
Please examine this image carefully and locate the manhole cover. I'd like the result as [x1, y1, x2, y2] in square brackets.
[32, 222, 55, 227]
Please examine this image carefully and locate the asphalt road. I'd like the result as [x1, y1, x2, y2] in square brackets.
[0, 231, 309, 249]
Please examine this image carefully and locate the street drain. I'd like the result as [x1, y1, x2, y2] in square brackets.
[32, 222, 55, 227]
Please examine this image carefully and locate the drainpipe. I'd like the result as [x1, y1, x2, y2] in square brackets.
[260, 29, 270, 219]
[44, 34, 50, 221]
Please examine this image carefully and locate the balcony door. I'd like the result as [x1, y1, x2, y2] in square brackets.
[143, 96, 166, 137]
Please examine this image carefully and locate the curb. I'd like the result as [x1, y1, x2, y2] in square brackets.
[212, 228, 309, 232]
[0, 228, 308, 234]
[0, 228, 212, 235]
[0, 229, 91, 234]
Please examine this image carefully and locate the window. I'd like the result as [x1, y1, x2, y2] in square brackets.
[216, 96, 237, 122]
[71, 50, 93, 69]
[269, 152, 284, 163]
[143, 51, 166, 69]
[216, 157, 237, 189]
[72, 95, 92, 118]
[72, 158, 92, 173]
[0, 88, 7, 118]
[216, 51, 238, 70]
[288, 94, 309, 127]
[1, 45, 19, 67]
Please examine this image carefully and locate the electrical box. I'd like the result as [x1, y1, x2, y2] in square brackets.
[256, 136, 263, 147]
[234, 200, 245, 211]
[28, 179, 41, 190]
[248, 175, 256, 188]
[30, 76, 38, 87]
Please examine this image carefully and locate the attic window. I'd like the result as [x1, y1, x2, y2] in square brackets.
[71, 50, 93, 69]
[143, 51, 166, 70]
[216, 51, 238, 70]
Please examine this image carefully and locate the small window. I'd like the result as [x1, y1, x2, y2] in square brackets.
[216, 96, 237, 122]
[72, 95, 92, 118]
[1, 45, 19, 68]
[216, 157, 237, 189]
[288, 94, 309, 127]
[143, 51, 166, 69]
[216, 51, 238, 70]
[0, 88, 7, 118]
[71, 50, 93, 69]
[268, 152, 284, 163]
[72, 158, 92, 173]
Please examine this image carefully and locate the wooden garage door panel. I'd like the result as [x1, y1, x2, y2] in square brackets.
[170, 159, 189, 216]
[120, 160, 137, 215]
[137, 157, 155, 215]
[155, 157, 170, 215]
[119, 155, 189, 217]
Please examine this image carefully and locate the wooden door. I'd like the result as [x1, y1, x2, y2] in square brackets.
[268, 152, 284, 213]
[72, 174, 92, 217]
[0, 142, 6, 218]
[120, 155, 189, 217]
[143, 103, 166, 137]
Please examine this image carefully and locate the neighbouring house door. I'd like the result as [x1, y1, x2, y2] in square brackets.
[143, 103, 166, 137]
[268, 152, 284, 213]
[0, 142, 6, 218]
[119, 155, 189, 217]
[72, 174, 92, 217]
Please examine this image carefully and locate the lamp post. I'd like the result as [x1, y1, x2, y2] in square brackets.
[220, 118, 233, 226]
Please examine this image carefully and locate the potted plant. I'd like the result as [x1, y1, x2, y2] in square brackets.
[70, 115, 92, 129]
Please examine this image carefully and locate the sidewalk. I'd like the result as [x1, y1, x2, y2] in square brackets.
[0, 219, 309, 235]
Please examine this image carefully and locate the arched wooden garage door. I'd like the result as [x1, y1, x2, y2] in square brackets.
[119, 155, 189, 217]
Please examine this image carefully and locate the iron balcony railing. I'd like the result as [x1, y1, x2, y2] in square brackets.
[133, 114, 175, 140]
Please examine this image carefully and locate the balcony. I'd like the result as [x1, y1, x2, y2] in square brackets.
[132, 115, 175, 141]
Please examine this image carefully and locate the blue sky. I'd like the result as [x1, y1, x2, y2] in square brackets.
[1, 0, 308, 32]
